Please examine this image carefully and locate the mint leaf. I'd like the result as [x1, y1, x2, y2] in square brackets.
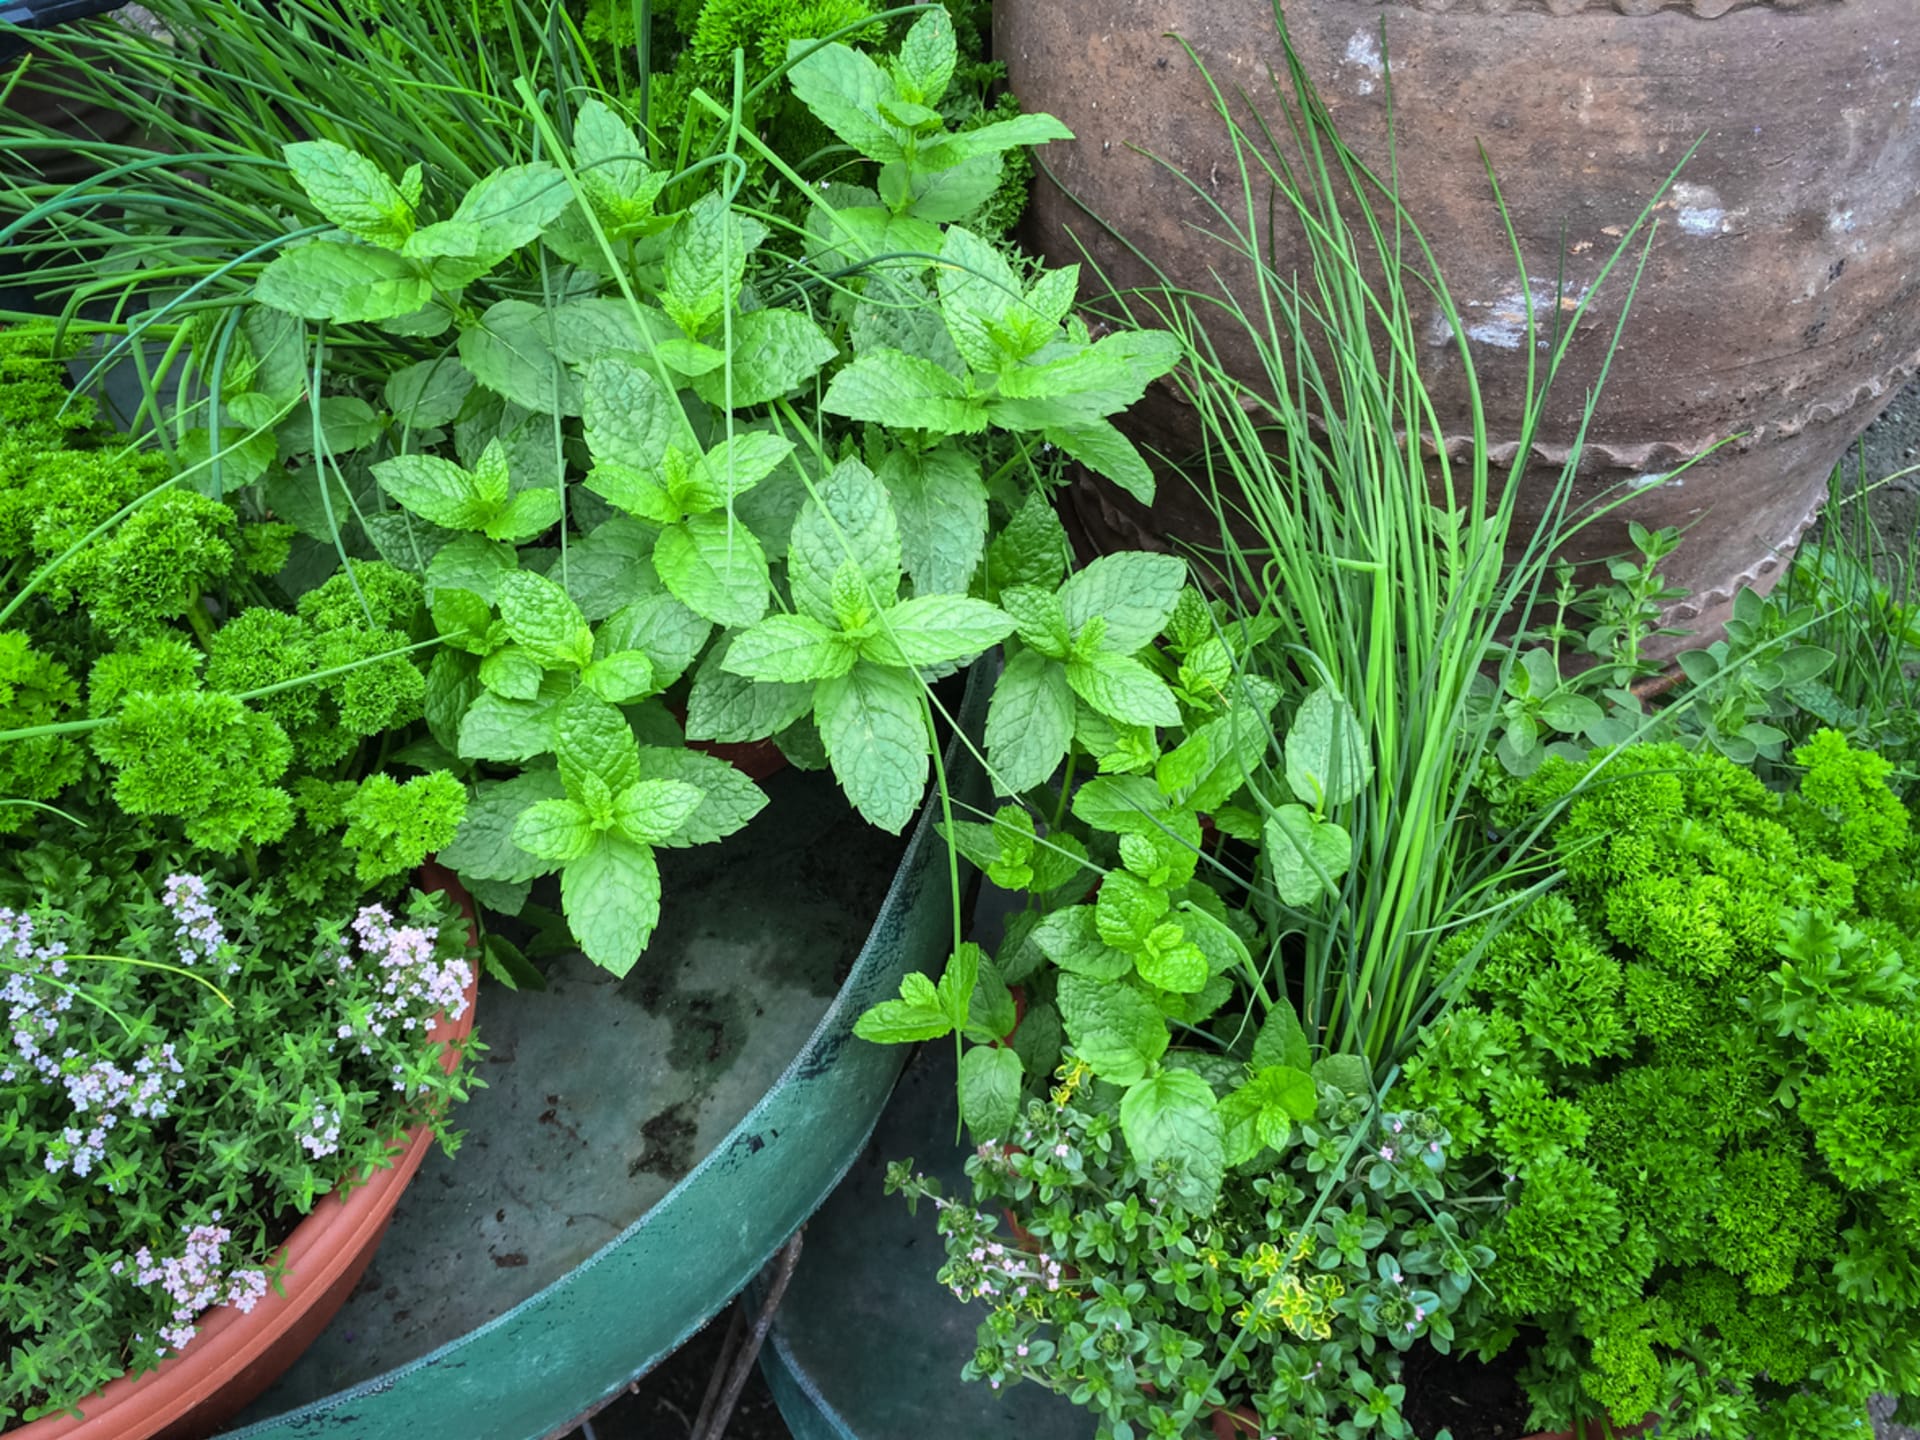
[816, 660, 927, 833]
[612, 778, 705, 846]
[553, 690, 642, 797]
[583, 355, 676, 471]
[1045, 421, 1157, 505]
[586, 459, 678, 525]
[497, 569, 594, 670]
[983, 648, 1075, 794]
[854, 972, 953, 1043]
[557, 518, 657, 621]
[485, 488, 562, 543]
[563, 832, 661, 976]
[1061, 551, 1187, 654]
[427, 533, 517, 604]
[1057, 973, 1168, 1085]
[513, 797, 597, 863]
[1031, 906, 1132, 981]
[631, 746, 769, 846]
[458, 687, 560, 762]
[1120, 1069, 1223, 1211]
[879, 444, 988, 596]
[985, 490, 1071, 595]
[1251, 1000, 1314, 1073]
[680, 431, 796, 511]
[1000, 587, 1072, 658]
[899, 152, 1003, 226]
[547, 297, 678, 364]
[788, 457, 903, 626]
[653, 513, 771, 628]
[285, 139, 415, 247]
[937, 226, 1024, 371]
[407, 162, 572, 285]
[573, 99, 666, 226]
[822, 349, 987, 436]
[995, 331, 1183, 425]
[1066, 649, 1180, 727]
[920, 113, 1075, 168]
[458, 300, 582, 415]
[596, 593, 711, 690]
[1265, 804, 1353, 908]
[785, 38, 903, 161]
[861, 594, 1012, 669]
[663, 191, 763, 337]
[424, 650, 483, 751]
[959, 1044, 1022, 1141]
[892, 7, 957, 107]
[581, 650, 656, 704]
[431, 588, 493, 654]
[722, 614, 856, 684]
[686, 637, 815, 742]
[373, 451, 499, 531]
[480, 646, 545, 700]
[254, 241, 430, 323]
[1285, 687, 1373, 809]
[1219, 1066, 1311, 1166]
[440, 770, 567, 882]
[690, 309, 837, 409]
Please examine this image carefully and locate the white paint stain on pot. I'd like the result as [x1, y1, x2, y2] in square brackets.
[1344, 31, 1383, 95]
[1440, 282, 1592, 352]
[1629, 471, 1677, 491]
[1672, 183, 1729, 237]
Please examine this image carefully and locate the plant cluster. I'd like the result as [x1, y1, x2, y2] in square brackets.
[0, 870, 476, 1425]
[889, 1067, 1489, 1440]
[1402, 731, 1920, 1436]
[196, 8, 1165, 975]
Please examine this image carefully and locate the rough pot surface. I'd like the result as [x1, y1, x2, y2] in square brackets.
[1001, 0, 1920, 644]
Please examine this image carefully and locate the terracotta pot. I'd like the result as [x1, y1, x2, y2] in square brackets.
[10, 868, 481, 1440]
[1000, 0, 1920, 648]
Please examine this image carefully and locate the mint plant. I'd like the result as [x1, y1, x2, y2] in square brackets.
[192, 11, 1163, 976]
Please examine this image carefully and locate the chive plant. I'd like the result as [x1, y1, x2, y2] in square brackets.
[1079, 18, 1681, 1072]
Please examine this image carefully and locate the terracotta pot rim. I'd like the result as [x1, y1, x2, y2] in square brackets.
[9, 869, 480, 1440]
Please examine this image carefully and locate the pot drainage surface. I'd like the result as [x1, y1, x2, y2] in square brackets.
[227, 764, 912, 1426]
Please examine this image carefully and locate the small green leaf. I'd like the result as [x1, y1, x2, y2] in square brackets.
[816, 660, 928, 833]
[1044, 421, 1156, 505]
[690, 309, 838, 409]
[983, 648, 1074, 794]
[563, 832, 662, 976]
[959, 1044, 1023, 1141]
[1251, 998, 1314, 1073]
[631, 746, 769, 846]
[553, 690, 642, 798]
[612, 778, 705, 845]
[285, 139, 415, 247]
[1057, 973, 1168, 1086]
[440, 770, 567, 882]
[854, 972, 953, 1043]
[861, 594, 1013, 669]
[1285, 687, 1373, 809]
[892, 6, 957, 107]
[1264, 803, 1353, 908]
[686, 636, 815, 742]
[1061, 551, 1187, 654]
[1030, 906, 1132, 981]
[663, 191, 763, 337]
[385, 357, 475, 430]
[513, 797, 597, 863]
[459, 299, 582, 416]
[723, 613, 856, 685]
[254, 241, 430, 324]
[822, 349, 987, 436]
[785, 38, 903, 161]
[878, 443, 989, 596]
[480, 646, 545, 701]
[653, 514, 772, 629]
[497, 569, 594, 670]
[1119, 1069, 1224, 1212]
[581, 650, 657, 704]
[937, 226, 1025, 372]
[485, 488, 563, 543]
[788, 457, 903, 626]
[1066, 649, 1181, 728]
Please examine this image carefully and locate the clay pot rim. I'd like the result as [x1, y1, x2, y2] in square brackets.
[10, 868, 481, 1440]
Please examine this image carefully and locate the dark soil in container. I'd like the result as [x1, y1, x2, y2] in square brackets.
[1399, 1340, 1538, 1440]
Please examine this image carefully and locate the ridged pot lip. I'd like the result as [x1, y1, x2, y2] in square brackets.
[7, 869, 480, 1440]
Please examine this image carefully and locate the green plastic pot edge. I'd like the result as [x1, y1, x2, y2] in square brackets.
[218, 665, 991, 1440]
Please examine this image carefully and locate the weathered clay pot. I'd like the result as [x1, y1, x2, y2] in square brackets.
[1000, 0, 1920, 644]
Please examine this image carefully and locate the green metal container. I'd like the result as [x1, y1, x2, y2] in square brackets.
[219, 671, 989, 1440]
